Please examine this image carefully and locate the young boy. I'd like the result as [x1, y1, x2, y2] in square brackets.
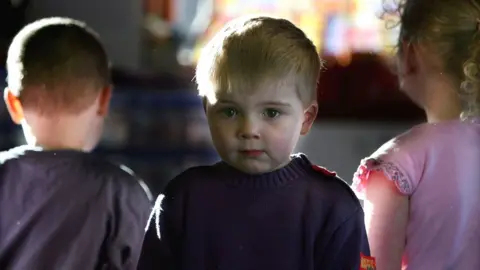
[139, 16, 372, 270]
[0, 18, 151, 269]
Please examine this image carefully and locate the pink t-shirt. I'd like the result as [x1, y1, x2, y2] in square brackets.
[352, 117, 480, 270]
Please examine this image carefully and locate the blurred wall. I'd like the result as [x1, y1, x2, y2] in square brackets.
[26, 0, 143, 70]
[296, 122, 413, 183]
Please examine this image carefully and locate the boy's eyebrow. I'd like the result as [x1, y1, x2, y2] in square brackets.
[215, 99, 291, 107]
[259, 101, 291, 107]
[216, 99, 236, 104]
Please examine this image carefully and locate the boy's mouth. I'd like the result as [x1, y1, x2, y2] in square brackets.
[239, 150, 264, 157]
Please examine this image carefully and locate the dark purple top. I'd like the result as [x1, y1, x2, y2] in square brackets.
[138, 154, 370, 270]
[0, 146, 151, 270]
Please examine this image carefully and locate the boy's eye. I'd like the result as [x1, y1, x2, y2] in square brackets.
[263, 109, 280, 118]
[222, 108, 237, 118]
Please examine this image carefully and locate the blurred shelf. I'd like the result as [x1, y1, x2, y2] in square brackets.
[112, 88, 203, 109]
[94, 147, 218, 160]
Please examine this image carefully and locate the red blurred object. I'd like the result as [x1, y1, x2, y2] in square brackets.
[144, 0, 173, 21]
[316, 53, 424, 122]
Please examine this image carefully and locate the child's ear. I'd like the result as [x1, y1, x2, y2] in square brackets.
[4, 88, 24, 125]
[300, 101, 318, 135]
[97, 85, 112, 116]
[400, 40, 417, 76]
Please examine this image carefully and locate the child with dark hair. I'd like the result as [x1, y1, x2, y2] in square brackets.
[0, 17, 151, 270]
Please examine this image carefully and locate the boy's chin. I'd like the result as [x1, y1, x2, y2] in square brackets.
[228, 159, 285, 175]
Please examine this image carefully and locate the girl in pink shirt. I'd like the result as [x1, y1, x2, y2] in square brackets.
[352, 1, 480, 269]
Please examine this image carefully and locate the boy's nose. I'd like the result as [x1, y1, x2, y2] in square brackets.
[237, 119, 260, 140]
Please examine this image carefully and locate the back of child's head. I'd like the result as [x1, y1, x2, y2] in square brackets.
[6, 17, 110, 116]
[389, 0, 480, 118]
[195, 15, 321, 106]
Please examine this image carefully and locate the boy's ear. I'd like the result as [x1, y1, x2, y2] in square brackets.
[300, 101, 318, 135]
[4, 88, 24, 125]
[97, 85, 112, 116]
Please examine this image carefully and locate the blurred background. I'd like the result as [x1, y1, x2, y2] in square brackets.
[0, 0, 424, 197]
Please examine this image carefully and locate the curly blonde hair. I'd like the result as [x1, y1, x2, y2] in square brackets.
[384, 0, 480, 118]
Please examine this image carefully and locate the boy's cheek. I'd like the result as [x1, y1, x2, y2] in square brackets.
[210, 126, 235, 149]
[266, 132, 297, 154]
[211, 121, 236, 136]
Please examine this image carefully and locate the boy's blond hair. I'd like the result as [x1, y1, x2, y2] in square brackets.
[196, 16, 322, 106]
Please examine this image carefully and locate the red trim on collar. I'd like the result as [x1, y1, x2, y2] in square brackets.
[311, 165, 337, 177]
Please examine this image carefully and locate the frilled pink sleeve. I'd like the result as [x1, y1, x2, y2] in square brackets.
[352, 126, 427, 199]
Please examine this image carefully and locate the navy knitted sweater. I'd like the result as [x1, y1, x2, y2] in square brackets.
[138, 154, 370, 270]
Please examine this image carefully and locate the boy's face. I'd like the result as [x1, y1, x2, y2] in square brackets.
[205, 81, 317, 174]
